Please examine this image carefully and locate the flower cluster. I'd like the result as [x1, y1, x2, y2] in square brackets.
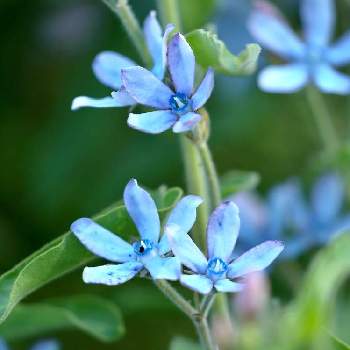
[0, 339, 59, 350]
[248, 0, 350, 94]
[234, 173, 350, 259]
[71, 180, 283, 294]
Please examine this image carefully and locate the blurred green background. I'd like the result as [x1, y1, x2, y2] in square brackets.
[1, 0, 350, 348]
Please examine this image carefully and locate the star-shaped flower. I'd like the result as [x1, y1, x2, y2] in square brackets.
[71, 11, 174, 110]
[166, 201, 283, 294]
[71, 179, 203, 285]
[248, 0, 350, 94]
[121, 33, 214, 134]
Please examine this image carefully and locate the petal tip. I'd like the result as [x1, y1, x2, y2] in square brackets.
[70, 217, 93, 235]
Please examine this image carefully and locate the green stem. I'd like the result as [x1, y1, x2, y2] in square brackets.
[156, 0, 182, 29]
[195, 317, 217, 350]
[305, 85, 340, 156]
[101, 0, 152, 67]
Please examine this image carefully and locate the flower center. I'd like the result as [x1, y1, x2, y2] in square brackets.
[305, 45, 325, 65]
[133, 239, 154, 256]
[169, 93, 190, 114]
[207, 257, 228, 276]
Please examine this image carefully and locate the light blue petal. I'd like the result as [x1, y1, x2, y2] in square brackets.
[258, 64, 308, 93]
[0, 339, 8, 350]
[158, 234, 171, 256]
[228, 241, 284, 279]
[172, 112, 201, 133]
[70, 218, 134, 262]
[122, 66, 174, 108]
[71, 96, 124, 110]
[31, 340, 60, 350]
[111, 87, 136, 106]
[92, 51, 136, 90]
[312, 173, 344, 225]
[128, 110, 176, 134]
[168, 33, 195, 96]
[301, 0, 334, 47]
[207, 201, 240, 262]
[327, 30, 350, 66]
[180, 274, 213, 294]
[123, 179, 160, 242]
[248, 2, 305, 59]
[313, 64, 350, 95]
[143, 11, 162, 67]
[214, 279, 244, 293]
[166, 223, 207, 274]
[192, 68, 214, 110]
[144, 256, 181, 280]
[83, 262, 143, 285]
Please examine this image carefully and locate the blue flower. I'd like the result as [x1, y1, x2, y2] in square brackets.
[165, 201, 284, 294]
[71, 11, 174, 110]
[0, 338, 59, 350]
[121, 33, 214, 134]
[248, 0, 350, 94]
[71, 179, 203, 285]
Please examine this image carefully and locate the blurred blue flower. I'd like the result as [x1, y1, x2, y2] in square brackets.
[234, 173, 350, 259]
[0, 338, 59, 350]
[71, 179, 204, 285]
[248, 0, 350, 94]
[71, 11, 174, 110]
[166, 201, 283, 294]
[121, 33, 214, 134]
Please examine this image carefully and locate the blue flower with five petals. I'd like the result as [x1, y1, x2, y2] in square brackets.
[71, 179, 203, 285]
[248, 0, 350, 94]
[166, 201, 284, 294]
[71, 11, 174, 110]
[0, 338, 59, 350]
[121, 33, 214, 134]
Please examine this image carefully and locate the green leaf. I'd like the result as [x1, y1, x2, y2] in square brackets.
[0, 295, 124, 342]
[186, 29, 261, 76]
[220, 170, 260, 197]
[330, 333, 350, 350]
[0, 186, 182, 324]
[170, 336, 201, 350]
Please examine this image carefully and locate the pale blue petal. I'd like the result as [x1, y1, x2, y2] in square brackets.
[71, 96, 123, 110]
[166, 223, 207, 274]
[172, 112, 201, 133]
[168, 33, 195, 96]
[0, 339, 8, 350]
[228, 241, 284, 279]
[123, 179, 160, 242]
[31, 340, 60, 350]
[158, 234, 170, 255]
[192, 68, 214, 110]
[92, 51, 136, 90]
[207, 201, 240, 262]
[248, 2, 305, 59]
[312, 173, 344, 225]
[122, 66, 174, 108]
[111, 87, 136, 106]
[313, 64, 350, 95]
[301, 0, 334, 47]
[258, 64, 308, 93]
[70, 218, 134, 263]
[128, 110, 176, 134]
[327, 30, 350, 66]
[144, 256, 181, 280]
[214, 279, 244, 293]
[83, 262, 143, 285]
[180, 274, 213, 294]
[143, 11, 162, 67]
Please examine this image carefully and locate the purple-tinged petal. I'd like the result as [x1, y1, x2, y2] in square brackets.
[172, 112, 201, 133]
[144, 256, 181, 280]
[168, 33, 195, 96]
[313, 64, 350, 95]
[191, 68, 214, 110]
[123, 179, 160, 242]
[214, 279, 244, 293]
[111, 87, 136, 106]
[122, 66, 174, 109]
[207, 201, 240, 262]
[82, 262, 143, 286]
[31, 340, 60, 350]
[301, 0, 334, 47]
[71, 218, 134, 263]
[312, 173, 344, 225]
[327, 30, 350, 66]
[228, 241, 284, 279]
[248, 1, 305, 59]
[180, 274, 213, 294]
[0, 339, 8, 350]
[166, 223, 208, 274]
[258, 64, 308, 93]
[92, 51, 136, 90]
[128, 110, 176, 134]
[71, 96, 124, 110]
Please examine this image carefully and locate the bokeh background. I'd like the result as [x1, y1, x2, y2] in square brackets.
[1, 0, 350, 349]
